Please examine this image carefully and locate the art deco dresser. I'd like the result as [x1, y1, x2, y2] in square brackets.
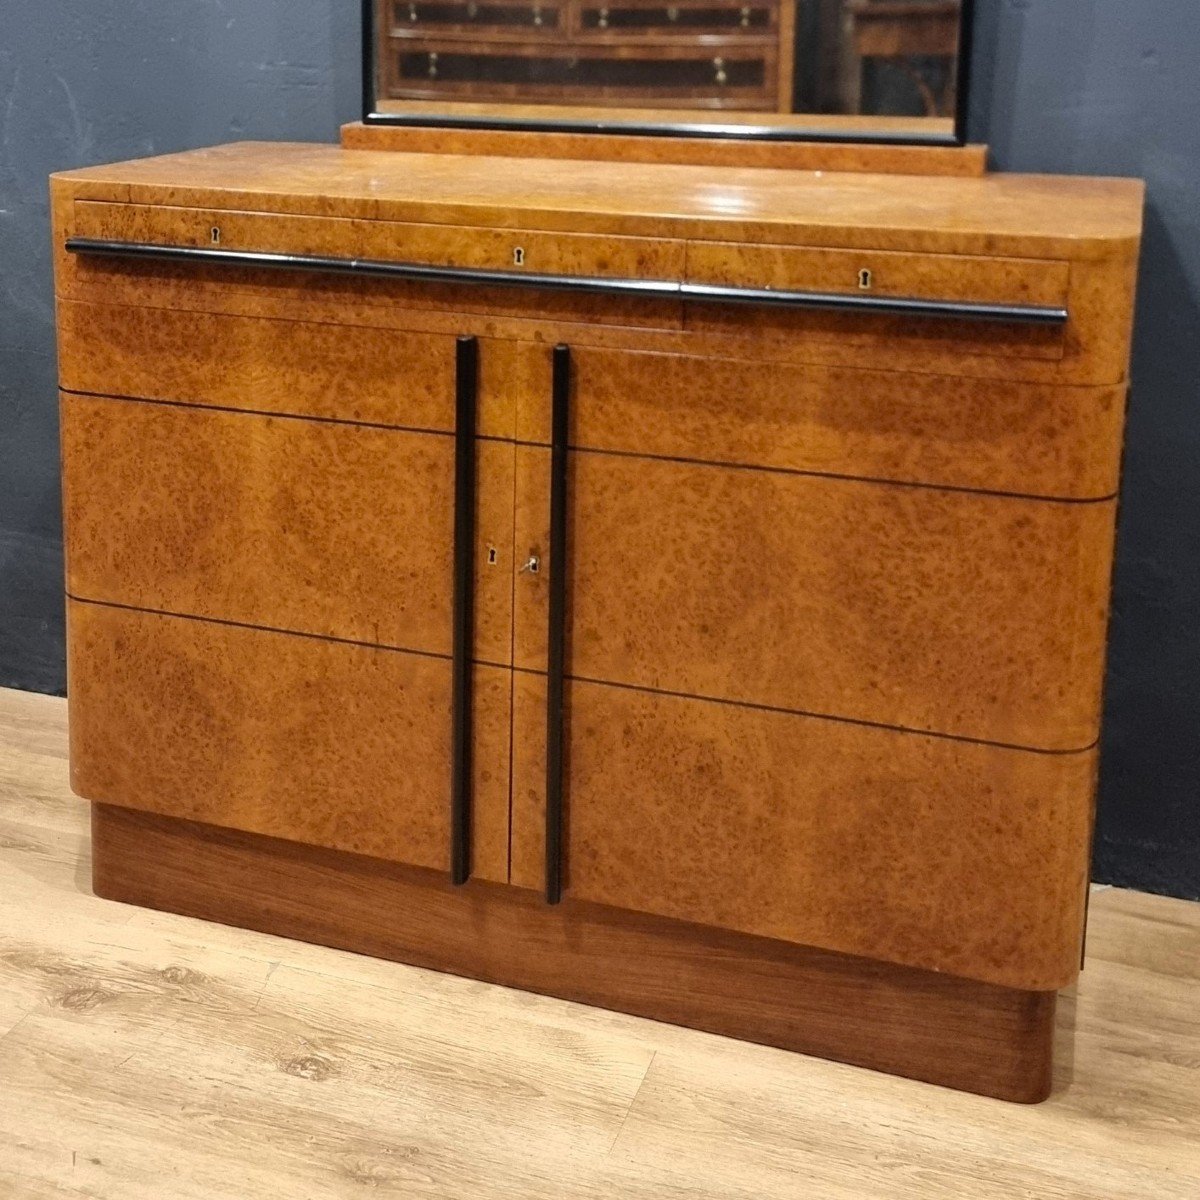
[52, 114, 1142, 1103]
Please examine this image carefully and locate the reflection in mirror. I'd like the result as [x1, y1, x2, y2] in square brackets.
[368, 0, 968, 141]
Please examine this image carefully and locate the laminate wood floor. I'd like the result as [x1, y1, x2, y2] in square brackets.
[1, 684, 1198, 1199]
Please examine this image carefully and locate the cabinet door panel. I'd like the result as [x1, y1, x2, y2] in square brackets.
[514, 346, 1125, 500]
[514, 446, 1114, 751]
[62, 392, 514, 664]
[509, 673, 1094, 990]
[58, 300, 499, 435]
[68, 600, 511, 881]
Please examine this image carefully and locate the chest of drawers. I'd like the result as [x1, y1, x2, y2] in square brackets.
[375, 0, 795, 110]
[53, 140, 1142, 1101]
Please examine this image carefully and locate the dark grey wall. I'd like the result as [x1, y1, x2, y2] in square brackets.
[0, 1, 360, 691]
[1, 2, 1197, 896]
[967, 2, 1200, 899]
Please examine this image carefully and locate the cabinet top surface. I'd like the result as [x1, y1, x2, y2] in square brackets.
[54, 141, 1144, 259]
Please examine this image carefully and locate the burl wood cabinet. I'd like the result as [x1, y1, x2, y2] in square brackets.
[52, 135, 1142, 1102]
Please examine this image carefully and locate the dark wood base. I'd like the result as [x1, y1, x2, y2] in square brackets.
[91, 803, 1056, 1103]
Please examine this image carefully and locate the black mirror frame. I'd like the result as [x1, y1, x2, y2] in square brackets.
[361, 0, 976, 147]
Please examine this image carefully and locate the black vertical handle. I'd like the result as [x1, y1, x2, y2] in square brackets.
[545, 344, 571, 905]
[451, 335, 478, 886]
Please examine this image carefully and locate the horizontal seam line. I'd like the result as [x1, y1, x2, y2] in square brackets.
[514, 667, 1099, 756]
[54, 297, 1129, 390]
[68, 201, 1115, 266]
[66, 594, 509, 669]
[507, 440, 1118, 503]
[59, 388, 457, 437]
[71, 595, 1096, 755]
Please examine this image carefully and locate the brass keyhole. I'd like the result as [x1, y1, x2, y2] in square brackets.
[211, 226, 221, 245]
[858, 268, 873, 290]
[513, 246, 526, 267]
[487, 546, 498, 565]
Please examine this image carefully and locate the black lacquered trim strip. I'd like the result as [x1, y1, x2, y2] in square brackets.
[679, 282, 1067, 325]
[545, 344, 571, 906]
[64, 239, 1068, 326]
[451, 335, 478, 886]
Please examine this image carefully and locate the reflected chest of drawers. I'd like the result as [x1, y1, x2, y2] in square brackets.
[53, 139, 1143, 1102]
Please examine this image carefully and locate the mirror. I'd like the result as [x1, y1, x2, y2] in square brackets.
[364, 0, 973, 144]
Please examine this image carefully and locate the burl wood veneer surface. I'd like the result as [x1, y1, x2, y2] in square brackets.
[515, 345, 1126, 500]
[4, 684, 1199, 1197]
[53, 141, 1143, 259]
[66, 602, 512, 883]
[508, 674, 1094, 991]
[61, 392, 515, 665]
[514, 446, 1115, 751]
[342, 119, 985, 177]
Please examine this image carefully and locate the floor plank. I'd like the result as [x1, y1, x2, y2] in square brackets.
[1, 685, 1197, 1199]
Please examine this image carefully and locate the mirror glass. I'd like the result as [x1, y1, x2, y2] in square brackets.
[366, 0, 971, 143]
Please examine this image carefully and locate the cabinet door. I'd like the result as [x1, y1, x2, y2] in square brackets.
[509, 345, 1114, 989]
[63, 327, 513, 882]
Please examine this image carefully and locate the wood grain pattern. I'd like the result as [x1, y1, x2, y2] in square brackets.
[341, 121, 989, 176]
[510, 673, 1095, 990]
[53, 142, 1141, 260]
[513, 343, 1127, 499]
[73, 200, 688, 282]
[514, 445, 1116, 750]
[61, 392, 514, 665]
[57, 299, 516, 436]
[66, 601, 512, 883]
[89, 802, 1057, 1103]
[684, 239, 1070, 307]
[50, 173, 1140, 389]
[4, 687, 1200, 1197]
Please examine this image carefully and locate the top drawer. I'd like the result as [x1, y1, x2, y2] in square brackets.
[70, 200, 686, 284]
[685, 241, 1070, 312]
[64, 200, 687, 330]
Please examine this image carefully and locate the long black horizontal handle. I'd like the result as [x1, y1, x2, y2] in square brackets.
[65, 238, 1069, 326]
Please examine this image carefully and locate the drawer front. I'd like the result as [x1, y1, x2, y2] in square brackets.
[573, 0, 779, 38]
[514, 447, 1115, 750]
[62, 393, 514, 665]
[513, 345, 1125, 499]
[685, 243, 1072, 368]
[72, 200, 687, 284]
[68, 601, 512, 881]
[57, 301, 477, 434]
[686, 241, 1070, 309]
[385, 0, 566, 35]
[509, 674, 1094, 990]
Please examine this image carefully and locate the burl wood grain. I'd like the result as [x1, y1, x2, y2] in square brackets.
[513, 446, 1116, 750]
[513, 345, 1126, 500]
[684, 240, 1070, 307]
[68, 601, 512, 883]
[73, 200, 687, 283]
[61, 392, 514, 665]
[339, 121, 987, 178]
[510, 673, 1094, 991]
[90, 802, 1058, 1102]
[52, 143, 1141, 259]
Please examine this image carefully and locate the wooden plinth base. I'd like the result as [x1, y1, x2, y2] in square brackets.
[91, 803, 1055, 1102]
